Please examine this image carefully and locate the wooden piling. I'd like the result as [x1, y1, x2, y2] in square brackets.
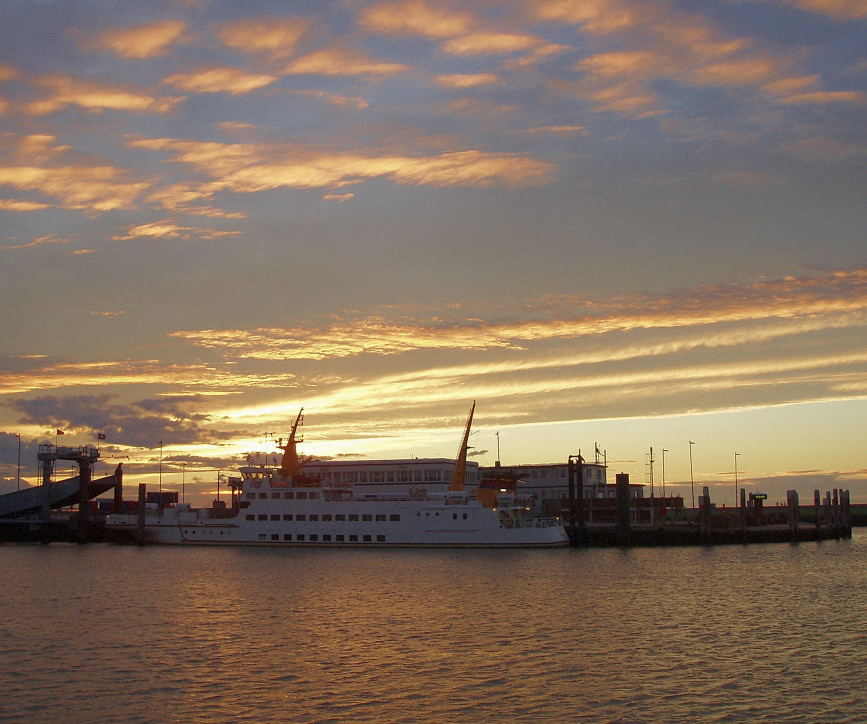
[616, 473, 631, 546]
[136, 483, 146, 546]
[787, 490, 799, 539]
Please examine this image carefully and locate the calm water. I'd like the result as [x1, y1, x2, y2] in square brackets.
[1, 533, 865, 723]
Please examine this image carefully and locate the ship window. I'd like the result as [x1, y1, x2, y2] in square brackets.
[463, 513, 467, 519]
[323, 534, 331, 542]
[349, 514, 359, 521]
[362, 514, 372, 522]
[336, 534, 345, 542]
[309, 492, 319, 499]
[258, 534, 266, 540]
[270, 514, 280, 521]
[297, 492, 307, 500]
[309, 514, 319, 521]
[271, 534, 279, 541]
[390, 514, 400, 521]
[258, 514, 267, 521]
[414, 471, 423, 482]
[246, 514, 254, 521]
[349, 534, 358, 542]
[360, 472, 368, 483]
[283, 514, 292, 521]
[375, 514, 386, 521]
[372, 472, 383, 482]
[322, 514, 332, 521]
[272, 492, 281, 499]
[297, 534, 304, 541]
[386, 472, 395, 483]
[398, 471, 409, 482]
[363, 535, 372, 542]
[376, 535, 385, 542]
[285, 491, 294, 499]
[310, 534, 318, 542]
[335, 514, 346, 521]
[283, 534, 291, 541]
[259, 492, 267, 498]
[453, 513, 457, 520]
[296, 514, 306, 521]
[246, 493, 256, 500]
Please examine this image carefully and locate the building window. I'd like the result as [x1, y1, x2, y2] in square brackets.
[258, 492, 267, 498]
[309, 492, 319, 499]
[271, 534, 279, 541]
[335, 514, 346, 521]
[283, 534, 291, 541]
[310, 534, 318, 542]
[309, 514, 319, 521]
[297, 534, 305, 541]
[284, 491, 294, 499]
[246, 493, 256, 500]
[323, 534, 332, 542]
[272, 492, 281, 499]
[297, 491, 307, 500]
[258, 534, 266, 540]
[336, 534, 345, 542]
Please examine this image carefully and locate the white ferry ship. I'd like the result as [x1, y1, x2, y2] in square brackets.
[106, 405, 569, 548]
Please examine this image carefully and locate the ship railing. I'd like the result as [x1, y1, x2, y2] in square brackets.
[514, 516, 560, 529]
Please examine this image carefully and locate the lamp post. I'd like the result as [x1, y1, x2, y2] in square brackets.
[662, 448, 668, 498]
[689, 441, 695, 509]
[734, 452, 740, 502]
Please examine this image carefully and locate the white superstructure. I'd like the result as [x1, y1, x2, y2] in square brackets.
[106, 405, 569, 548]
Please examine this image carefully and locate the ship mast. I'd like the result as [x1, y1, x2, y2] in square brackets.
[449, 401, 475, 492]
[278, 408, 304, 477]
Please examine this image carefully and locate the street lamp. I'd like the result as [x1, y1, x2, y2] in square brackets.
[662, 448, 668, 498]
[734, 452, 740, 503]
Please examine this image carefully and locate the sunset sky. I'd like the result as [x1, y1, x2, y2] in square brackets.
[1, 0, 865, 506]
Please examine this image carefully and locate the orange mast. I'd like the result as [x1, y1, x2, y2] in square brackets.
[278, 408, 304, 477]
[449, 401, 475, 492]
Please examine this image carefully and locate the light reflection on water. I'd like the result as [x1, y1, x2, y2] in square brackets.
[2, 533, 866, 723]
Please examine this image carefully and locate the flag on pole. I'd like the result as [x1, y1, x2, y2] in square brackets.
[56, 429, 64, 435]
[98, 433, 106, 440]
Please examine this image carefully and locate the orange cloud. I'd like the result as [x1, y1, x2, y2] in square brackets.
[781, 0, 867, 19]
[111, 219, 243, 241]
[442, 32, 542, 56]
[171, 269, 867, 361]
[127, 137, 554, 191]
[163, 67, 278, 95]
[435, 73, 500, 88]
[779, 90, 865, 104]
[0, 165, 149, 212]
[89, 20, 186, 58]
[284, 48, 409, 76]
[360, 1, 474, 38]
[26, 75, 184, 115]
[216, 18, 310, 58]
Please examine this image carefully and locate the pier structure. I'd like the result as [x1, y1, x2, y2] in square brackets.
[564, 470, 852, 547]
[0, 444, 123, 542]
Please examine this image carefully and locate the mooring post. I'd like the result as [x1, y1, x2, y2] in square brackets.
[787, 490, 799, 539]
[832, 489, 841, 538]
[616, 473, 631, 546]
[77, 457, 92, 544]
[814, 490, 822, 535]
[841, 490, 851, 537]
[136, 483, 146, 546]
[699, 486, 711, 540]
[823, 492, 832, 537]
